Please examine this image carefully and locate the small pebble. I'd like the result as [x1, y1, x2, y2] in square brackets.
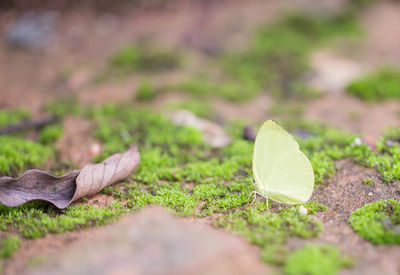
[368, 192, 373, 197]
[90, 143, 101, 156]
[243, 126, 257, 141]
[351, 137, 362, 147]
[386, 140, 394, 147]
[298, 205, 308, 216]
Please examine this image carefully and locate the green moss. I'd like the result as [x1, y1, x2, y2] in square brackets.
[0, 136, 53, 175]
[87, 104, 259, 218]
[220, 12, 360, 100]
[375, 128, 400, 182]
[269, 102, 305, 118]
[290, 122, 355, 184]
[349, 0, 378, 8]
[261, 244, 290, 265]
[347, 67, 400, 101]
[349, 200, 400, 244]
[38, 124, 63, 144]
[284, 245, 353, 275]
[214, 201, 325, 259]
[26, 255, 46, 267]
[166, 99, 214, 119]
[90, 104, 204, 161]
[362, 178, 373, 185]
[0, 202, 126, 239]
[0, 109, 30, 128]
[2, 100, 397, 274]
[0, 236, 20, 258]
[109, 45, 180, 75]
[173, 12, 359, 102]
[136, 80, 157, 101]
[44, 96, 81, 118]
[284, 120, 400, 184]
[176, 77, 258, 102]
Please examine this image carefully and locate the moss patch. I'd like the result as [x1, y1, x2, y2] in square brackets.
[166, 99, 214, 119]
[0, 136, 53, 175]
[0, 236, 20, 258]
[174, 11, 360, 102]
[44, 96, 81, 118]
[284, 244, 353, 275]
[83, 104, 330, 264]
[38, 124, 63, 144]
[349, 200, 400, 244]
[214, 202, 325, 262]
[1, 102, 398, 274]
[287, 121, 400, 184]
[347, 67, 400, 101]
[220, 12, 360, 100]
[136, 80, 157, 101]
[0, 202, 126, 239]
[0, 109, 30, 128]
[108, 45, 181, 76]
[176, 77, 257, 102]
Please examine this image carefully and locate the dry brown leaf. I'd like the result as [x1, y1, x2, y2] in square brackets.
[72, 145, 140, 202]
[0, 145, 140, 209]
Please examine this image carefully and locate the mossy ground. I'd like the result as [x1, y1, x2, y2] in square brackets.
[2, 101, 398, 273]
[1, 2, 400, 274]
[0, 136, 53, 175]
[99, 44, 181, 82]
[347, 67, 400, 101]
[0, 236, 20, 259]
[349, 200, 400, 244]
[0, 109, 29, 128]
[0, 235, 20, 274]
[0, 202, 126, 239]
[284, 244, 353, 275]
[172, 11, 360, 102]
[0, 109, 63, 176]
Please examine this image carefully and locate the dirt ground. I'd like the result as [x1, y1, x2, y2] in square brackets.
[1, 0, 400, 274]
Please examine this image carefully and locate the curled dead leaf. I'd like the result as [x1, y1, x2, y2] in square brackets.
[72, 145, 140, 202]
[0, 145, 140, 209]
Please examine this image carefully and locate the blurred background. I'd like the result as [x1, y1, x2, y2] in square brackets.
[0, 0, 399, 141]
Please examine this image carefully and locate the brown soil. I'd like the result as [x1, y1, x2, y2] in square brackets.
[284, 160, 400, 274]
[305, 94, 400, 140]
[56, 116, 101, 167]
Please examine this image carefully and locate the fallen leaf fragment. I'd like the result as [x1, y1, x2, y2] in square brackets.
[169, 109, 231, 148]
[73, 145, 140, 202]
[0, 170, 79, 209]
[0, 145, 140, 209]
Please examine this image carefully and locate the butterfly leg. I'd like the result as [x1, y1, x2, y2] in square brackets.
[248, 190, 260, 205]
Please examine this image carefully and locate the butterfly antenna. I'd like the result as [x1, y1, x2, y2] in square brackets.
[235, 169, 255, 183]
[235, 169, 248, 177]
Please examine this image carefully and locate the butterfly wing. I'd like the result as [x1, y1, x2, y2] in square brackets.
[252, 120, 314, 204]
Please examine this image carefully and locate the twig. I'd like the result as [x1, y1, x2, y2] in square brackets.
[0, 115, 57, 135]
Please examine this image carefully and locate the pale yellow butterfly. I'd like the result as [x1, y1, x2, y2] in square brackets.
[252, 120, 314, 205]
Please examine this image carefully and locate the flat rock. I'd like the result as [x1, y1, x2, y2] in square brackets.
[26, 207, 269, 275]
